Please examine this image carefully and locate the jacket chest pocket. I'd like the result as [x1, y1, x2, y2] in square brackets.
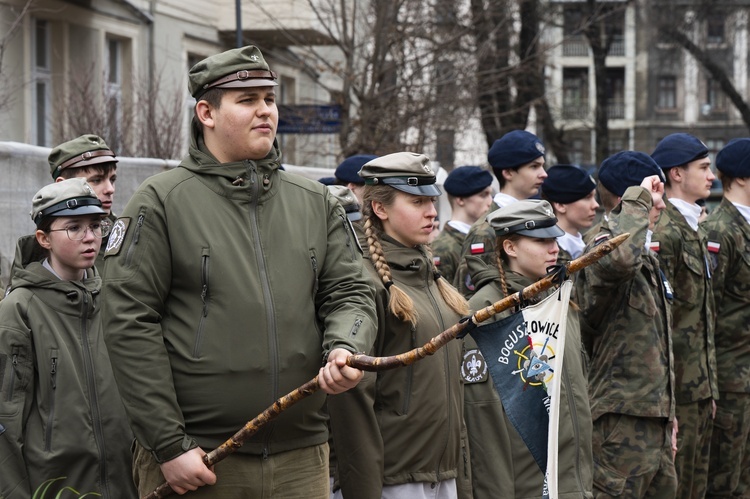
[627, 274, 657, 318]
[676, 248, 706, 308]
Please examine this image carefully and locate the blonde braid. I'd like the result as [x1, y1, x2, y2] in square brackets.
[423, 246, 469, 316]
[494, 240, 510, 298]
[363, 217, 418, 326]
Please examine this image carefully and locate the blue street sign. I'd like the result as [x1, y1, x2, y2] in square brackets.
[278, 105, 342, 134]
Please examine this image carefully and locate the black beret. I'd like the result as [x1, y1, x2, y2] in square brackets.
[541, 164, 597, 204]
[651, 133, 709, 169]
[487, 130, 545, 170]
[335, 155, 377, 184]
[716, 138, 750, 178]
[443, 166, 493, 197]
[598, 151, 665, 197]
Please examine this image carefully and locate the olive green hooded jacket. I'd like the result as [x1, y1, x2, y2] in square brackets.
[329, 234, 464, 496]
[102, 129, 376, 463]
[0, 237, 136, 499]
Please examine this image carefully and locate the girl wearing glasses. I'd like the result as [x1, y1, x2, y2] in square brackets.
[0, 178, 137, 498]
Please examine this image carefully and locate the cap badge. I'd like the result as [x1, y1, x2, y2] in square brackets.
[249, 55, 259, 62]
[535, 142, 546, 154]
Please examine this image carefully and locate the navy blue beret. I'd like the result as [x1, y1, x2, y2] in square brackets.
[716, 138, 750, 178]
[335, 154, 378, 184]
[443, 166, 493, 197]
[541, 164, 597, 204]
[318, 176, 337, 185]
[598, 151, 665, 197]
[487, 130, 545, 170]
[651, 133, 709, 169]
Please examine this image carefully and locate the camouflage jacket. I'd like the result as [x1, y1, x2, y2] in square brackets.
[574, 186, 675, 420]
[454, 201, 501, 297]
[652, 200, 718, 404]
[702, 198, 750, 393]
[431, 223, 465, 285]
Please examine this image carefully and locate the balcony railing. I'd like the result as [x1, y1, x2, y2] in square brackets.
[562, 104, 590, 119]
[607, 101, 625, 119]
[563, 36, 625, 57]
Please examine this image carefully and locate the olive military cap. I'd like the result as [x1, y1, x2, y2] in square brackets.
[327, 185, 362, 221]
[189, 45, 278, 99]
[31, 177, 106, 227]
[358, 152, 441, 197]
[48, 134, 118, 180]
[487, 199, 564, 239]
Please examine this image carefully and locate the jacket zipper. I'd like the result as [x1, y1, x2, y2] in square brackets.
[401, 326, 415, 415]
[349, 318, 363, 338]
[422, 247, 452, 478]
[79, 290, 110, 497]
[310, 252, 319, 299]
[563, 359, 585, 493]
[6, 353, 18, 402]
[194, 250, 211, 358]
[339, 214, 357, 261]
[125, 212, 146, 267]
[247, 163, 280, 456]
[45, 355, 57, 451]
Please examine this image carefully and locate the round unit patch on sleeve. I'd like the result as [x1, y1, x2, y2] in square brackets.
[105, 218, 130, 257]
[461, 348, 488, 383]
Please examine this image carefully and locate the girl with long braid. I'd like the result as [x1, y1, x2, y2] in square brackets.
[328, 152, 469, 499]
[462, 199, 593, 498]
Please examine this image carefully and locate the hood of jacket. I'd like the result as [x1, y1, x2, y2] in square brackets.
[7, 235, 100, 307]
[181, 120, 283, 192]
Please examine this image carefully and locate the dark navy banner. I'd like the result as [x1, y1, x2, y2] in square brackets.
[470, 281, 572, 499]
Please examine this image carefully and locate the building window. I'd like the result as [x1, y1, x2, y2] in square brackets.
[563, 6, 588, 57]
[605, 9, 625, 57]
[570, 138, 585, 166]
[657, 76, 677, 109]
[706, 77, 726, 112]
[563, 68, 589, 119]
[707, 14, 725, 45]
[32, 18, 51, 146]
[606, 68, 625, 119]
[105, 37, 123, 151]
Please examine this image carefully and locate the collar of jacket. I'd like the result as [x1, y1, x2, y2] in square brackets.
[718, 197, 750, 242]
[8, 240, 100, 305]
[379, 234, 434, 287]
[181, 121, 283, 201]
[656, 197, 702, 241]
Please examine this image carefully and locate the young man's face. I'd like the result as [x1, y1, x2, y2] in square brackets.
[678, 157, 715, 203]
[504, 157, 547, 199]
[461, 186, 493, 223]
[558, 190, 599, 232]
[57, 165, 117, 215]
[206, 87, 278, 163]
[37, 214, 104, 280]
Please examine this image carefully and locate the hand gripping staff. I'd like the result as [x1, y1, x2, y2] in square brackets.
[142, 232, 629, 499]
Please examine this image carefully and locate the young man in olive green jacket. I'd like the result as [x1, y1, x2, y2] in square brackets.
[102, 46, 376, 497]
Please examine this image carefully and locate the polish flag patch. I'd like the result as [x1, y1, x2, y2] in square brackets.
[470, 243, 485, 255]
[433, 256, 441, 266]
[648, 242, 660, 252]
[707, 241, 721, 253]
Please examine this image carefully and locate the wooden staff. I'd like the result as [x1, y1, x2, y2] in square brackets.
[142, 232, 628, 499]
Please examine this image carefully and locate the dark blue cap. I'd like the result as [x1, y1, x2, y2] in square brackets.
[335, 154, 378, 184]
[443, 166, 493, 197]
[318, 176, 337, 185]
[598, 151, 665, 197]
[716, 138, 750, 178]
[487, 130, 545, 170]
[541, 164, 597, 204]
[651, 133, 709, 169]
